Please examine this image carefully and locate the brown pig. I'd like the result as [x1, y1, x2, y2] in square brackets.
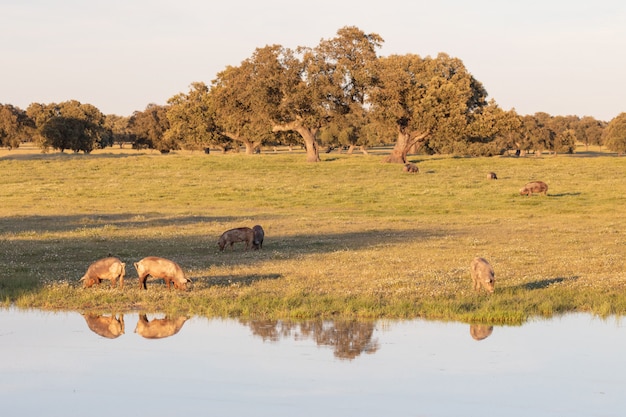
[83, 313, 125, 339]
[218, 227, 255, 251]
[487, 172, 498, 180]
[519, 180, 548, 196]
[470, 257, 495, 294]
[133, 256, 190, 290]
[252, 225, 265, 250]
[135, 314, 188, 339]
[80, 257, 125, 288]
[402, 163, 419, 173]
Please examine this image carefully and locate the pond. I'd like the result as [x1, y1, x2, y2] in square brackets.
[1, 308, 625, 417]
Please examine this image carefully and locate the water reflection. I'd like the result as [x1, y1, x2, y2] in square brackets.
[82, 313, 125, 339]
[241, 319, 379, 360]
[1, 309, 626, 416]
[134, 313, 188, 339]
[469, 323, 494, 341]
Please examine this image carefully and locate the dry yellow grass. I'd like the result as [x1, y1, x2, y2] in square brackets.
[1, 145, 625, 323]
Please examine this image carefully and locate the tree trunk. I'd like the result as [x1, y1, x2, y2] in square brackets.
[273, 121, 321, 162]
[384, 130, 428, 163]
[359, 145, 369, 155]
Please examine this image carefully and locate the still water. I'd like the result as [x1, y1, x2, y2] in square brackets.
[1, 309, 625, 417]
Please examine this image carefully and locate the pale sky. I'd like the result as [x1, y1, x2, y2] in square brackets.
[1, 0, 624, 121]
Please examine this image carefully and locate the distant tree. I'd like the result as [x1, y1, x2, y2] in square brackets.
[518, 113, 555, 156]
[209, 64, 274, 154]
[33, 100, 107, 153]
[465, 101, 522, 156]
[553, 128, 576, 155]
[104, 114, 132, 148]
[603, 112, 626, 155]
[369, 53, 488, 163]
[0, 104, 33, 149]
[128, 104, 171, 151]
[165, 82, 225, 152]
[574, 116, 605, 150]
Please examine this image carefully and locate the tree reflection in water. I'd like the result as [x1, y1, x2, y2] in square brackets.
[241, 319, 379, 360]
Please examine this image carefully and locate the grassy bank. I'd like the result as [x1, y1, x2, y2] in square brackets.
[1, 146, 625, 324]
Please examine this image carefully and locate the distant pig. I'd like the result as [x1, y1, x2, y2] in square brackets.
[519, 180, 548, 196]
[80, 257, 125, 288]
[470, 257, 495, 294]
[133, 256, 190, 290]
[488, 172, 498, 180]
[218, 227, 255, 251]
[252, 225, 265, 250]
[402, 163, 419, 173]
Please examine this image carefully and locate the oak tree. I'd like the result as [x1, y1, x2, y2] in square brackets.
[369, 53, 488, 163]
[603, 112, 626, 155]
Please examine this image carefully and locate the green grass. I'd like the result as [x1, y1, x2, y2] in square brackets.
[1, 145, 625, 324]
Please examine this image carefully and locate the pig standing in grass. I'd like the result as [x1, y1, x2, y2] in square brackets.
[218, 227, 255, 251]
[252, 225, 265, 250]
[487, 172, 498, 180]
[134, 256, 190, 290]
[470, 257, 495, 294]
[80, 257, 126, 288]
[519, 181, 548, 196]
[402, 163, 419, 173]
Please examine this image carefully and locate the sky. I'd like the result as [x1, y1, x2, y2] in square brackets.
[1, 0, 624, 121]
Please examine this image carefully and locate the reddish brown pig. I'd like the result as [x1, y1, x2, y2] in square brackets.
[487, 172, 498, 180]
[83, 313, 125, 339]
[218, 227, 255, 251]
[470, 257, 495, 294]
[133, 256, 190, 290]
[80, 257, 125, 288]
[134, 314, 188, 339]
[519, 180, 548, 196]
[252, 225, 265, 250]
[402, 163, 419, 173]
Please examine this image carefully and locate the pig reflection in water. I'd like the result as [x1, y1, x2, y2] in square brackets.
[83, 313, 125, 339]
[469, 324, 494, 341]
[134, 314, 189, 339]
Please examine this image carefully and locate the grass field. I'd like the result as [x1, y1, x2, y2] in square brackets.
[1, 145, 625, 324]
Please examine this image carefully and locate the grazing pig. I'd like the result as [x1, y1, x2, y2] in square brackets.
[218, 227, 255, 251]
[487, 172, 498, 180]
[135, 314, 188, 339]
[83, 313, 125, 339]
[519, 180, 548, 196]
[133, 256, 190, 290]
[470, 257, 495, 294]
[80, 257, 126, 288]
[402, 163, 419, 173]
[252, 225, 265, 250]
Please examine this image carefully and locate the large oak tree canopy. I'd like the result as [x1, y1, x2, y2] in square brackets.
[210, 26, 383, 162]
[368, 53, 488, 163]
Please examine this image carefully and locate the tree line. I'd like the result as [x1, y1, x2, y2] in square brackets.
[1, 26, 625, 159]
